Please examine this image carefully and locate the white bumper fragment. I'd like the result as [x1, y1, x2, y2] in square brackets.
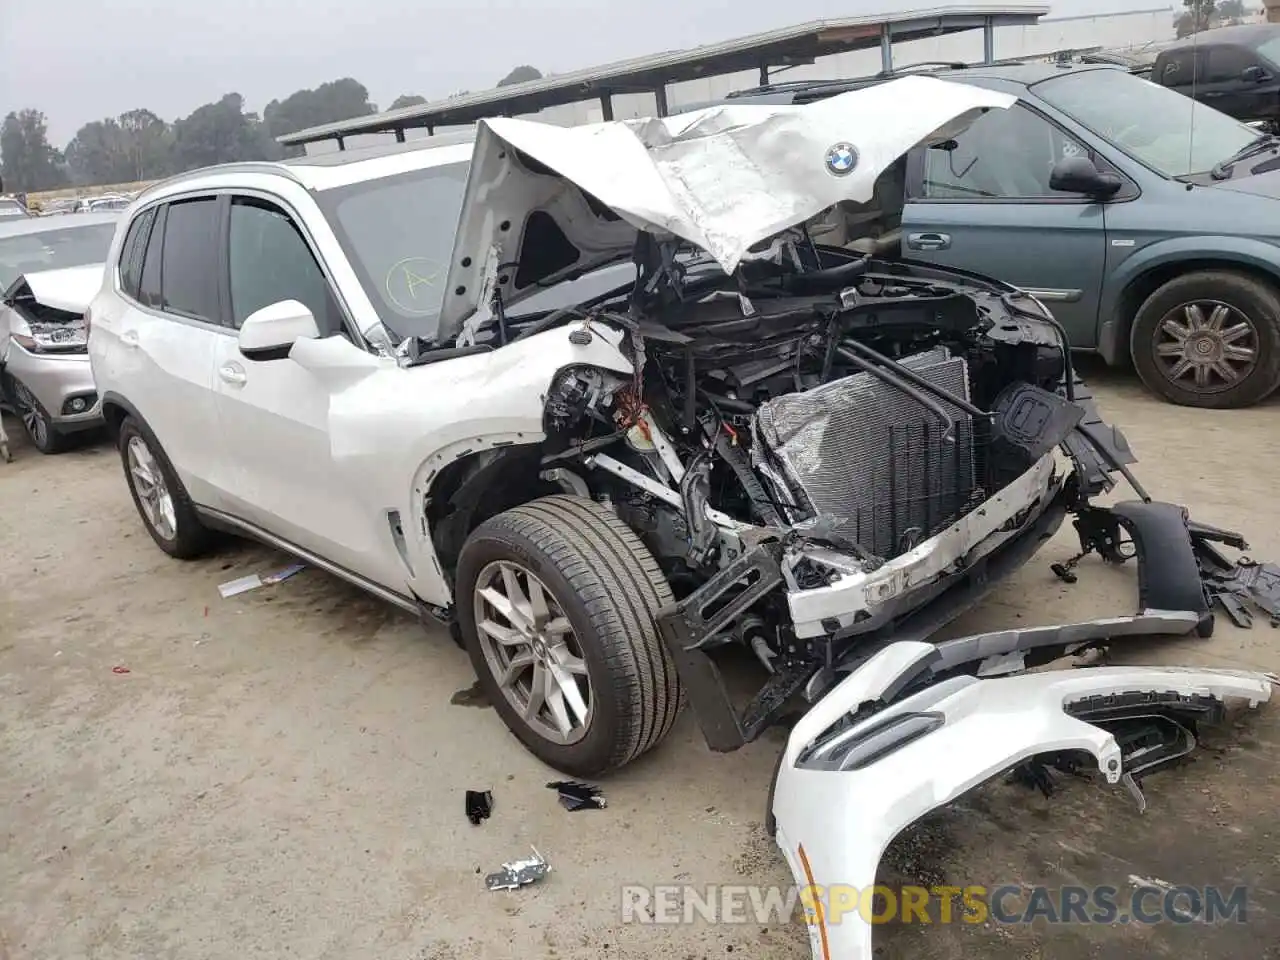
[771, 642, 1273, 960]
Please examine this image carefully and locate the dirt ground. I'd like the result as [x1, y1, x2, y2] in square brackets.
[1, 360, 1277, 960]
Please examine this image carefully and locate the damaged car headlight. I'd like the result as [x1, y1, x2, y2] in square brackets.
[11, 315, 87, 352]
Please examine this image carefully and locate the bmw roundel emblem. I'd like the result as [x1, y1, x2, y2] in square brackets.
[824, 142, 859, 177]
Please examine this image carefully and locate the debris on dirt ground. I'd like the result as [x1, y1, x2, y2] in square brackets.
[547, 780, 607, 811]
[111, 665, 130, 674]
[465, 789, 493, 825]
[218, 563, 307, 598]
[484, 847, 551, 891]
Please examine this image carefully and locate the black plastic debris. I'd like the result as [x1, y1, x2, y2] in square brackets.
[466, 789, 493, 825]
[546, 780, 607, 811]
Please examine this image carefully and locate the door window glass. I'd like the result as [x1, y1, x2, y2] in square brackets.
[1205, 45, 1256, 83]
[917, 105, 1089, 200]
[159, 197, 221, 322]
[228, 197, 341, 335]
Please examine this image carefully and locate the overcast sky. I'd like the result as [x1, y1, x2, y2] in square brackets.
[4, 0, 1158, 145]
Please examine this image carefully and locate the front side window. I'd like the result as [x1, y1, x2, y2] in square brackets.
[228, 197, 341, 335]
[1035, 67, 1260, 178]
[0, 221, 118, 291]
[316, 159, 469, 341]
[1205, 45, 1257, 84]
[159, 197, 221, 323]
[917, 104, 1088, 200]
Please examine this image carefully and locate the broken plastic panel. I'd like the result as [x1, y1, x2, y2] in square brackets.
[465, 789, 493, 825]
[546, 780, 607, 811]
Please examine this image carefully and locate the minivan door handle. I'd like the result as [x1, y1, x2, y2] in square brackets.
[907, 232, 951, 251]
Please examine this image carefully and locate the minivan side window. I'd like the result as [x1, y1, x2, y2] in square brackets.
[118, 207, 155, 299]
[159, 197, 222, 323]
[227, 196, 342, 335]
[1160, 49, 1203, 87]
[915, 104, 1089, 200]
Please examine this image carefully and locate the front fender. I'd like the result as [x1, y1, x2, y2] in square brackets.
[1099, 235, 1280, 363]
[326, 322, 633, 608]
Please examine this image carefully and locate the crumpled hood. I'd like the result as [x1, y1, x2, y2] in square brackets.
[437, 75, 1016, 343]
[7, 263, 106, 314]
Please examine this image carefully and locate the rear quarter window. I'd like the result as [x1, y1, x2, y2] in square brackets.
[118, 208, 156, 300]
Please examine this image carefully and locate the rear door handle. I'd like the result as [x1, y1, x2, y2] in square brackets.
[907, 232, 951, 251]
[218, 363, 247, 385]
[120, 329, 139, 348]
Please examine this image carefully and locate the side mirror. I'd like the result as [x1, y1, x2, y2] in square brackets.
[1049, 156, 1123, 199]
[238, 299, 320, 361]
[1242, 65, 1269, 83]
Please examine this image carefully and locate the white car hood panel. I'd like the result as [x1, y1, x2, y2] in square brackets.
[437, 75, 1016, 343]
[772, 646, 1273, 960]
[14, 263, 106, 313]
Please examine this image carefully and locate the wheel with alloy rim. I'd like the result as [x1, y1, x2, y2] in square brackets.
[10, 378, 67, 453]
[1132, 270, 1280, 409]
[117, 415, 213, 559]
[455, 495, 682, 777]
[472, 559, 594, 746]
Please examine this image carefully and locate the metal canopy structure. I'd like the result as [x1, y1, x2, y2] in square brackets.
[279, 4, 1048, 148]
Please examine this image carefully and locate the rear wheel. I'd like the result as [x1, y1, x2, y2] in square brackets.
[455, 495, 681, 777]
[118, 416, 214, 559]
[1131, 270, 1280, 408]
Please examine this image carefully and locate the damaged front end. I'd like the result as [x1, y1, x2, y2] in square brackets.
[424, 75, 1279, 760]
[766, 638, 1274, 960]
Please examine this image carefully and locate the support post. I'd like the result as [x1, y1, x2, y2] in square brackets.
[394, 128, 405, 143]
[654, 84, 669, 118]
[880, 24, 893, 74]
[600, 93, 614, 121]
[983, 17, 995, 64]
[336, 135, 346, 152]
[759, 63, 770, 86]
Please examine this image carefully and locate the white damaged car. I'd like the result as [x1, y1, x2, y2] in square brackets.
[88, 76, 1275, 775]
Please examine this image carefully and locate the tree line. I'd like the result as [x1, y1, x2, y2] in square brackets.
[0, 65, 543, 193]
[1175, 0, 1248, 39]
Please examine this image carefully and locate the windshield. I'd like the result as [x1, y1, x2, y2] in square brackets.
[0, 222, 117, 290]
[1034, 68, 1260, 177]
[318, 160, 469, 341]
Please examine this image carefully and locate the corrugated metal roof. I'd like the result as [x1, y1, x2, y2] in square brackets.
[279, 5, 1049, 145]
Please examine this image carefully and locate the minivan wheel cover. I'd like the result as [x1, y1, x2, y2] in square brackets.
[127, 435, 177, 541]
[1154, 300, 1258, 393]
[472, 559, 593, 745]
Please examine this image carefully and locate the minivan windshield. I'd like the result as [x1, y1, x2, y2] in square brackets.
[1034, 67, 1259, 177]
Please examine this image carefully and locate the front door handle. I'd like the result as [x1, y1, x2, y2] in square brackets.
[907, 232, 951, 251]
[218, 363, 247, 385]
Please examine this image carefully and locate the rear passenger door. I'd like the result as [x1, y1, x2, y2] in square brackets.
[105, 196, 229, 507]
[900, 102, 1110, 347]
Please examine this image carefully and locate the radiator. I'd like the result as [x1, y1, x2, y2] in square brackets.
[753, 346, 983, 559]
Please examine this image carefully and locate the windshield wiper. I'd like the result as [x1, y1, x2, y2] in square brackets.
[1211, 134, 1280, 180]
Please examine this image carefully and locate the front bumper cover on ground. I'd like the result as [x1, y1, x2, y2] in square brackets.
[768, 645, 1274, 960]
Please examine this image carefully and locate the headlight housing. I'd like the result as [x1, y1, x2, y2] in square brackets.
[11, 314, 87, 352]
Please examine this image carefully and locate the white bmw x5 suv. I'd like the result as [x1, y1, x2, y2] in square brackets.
[89, 78, 1245, 778]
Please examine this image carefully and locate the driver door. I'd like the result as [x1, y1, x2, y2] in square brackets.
[210, 193, 403, 590]
[901, 103, 1109, 346]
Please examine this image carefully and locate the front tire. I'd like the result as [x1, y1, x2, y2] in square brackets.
[1131, 270, 1280, 408]
[118, 415, 213, 559]
[8, 377, 69, 454]
[455, 495, 682, 777]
